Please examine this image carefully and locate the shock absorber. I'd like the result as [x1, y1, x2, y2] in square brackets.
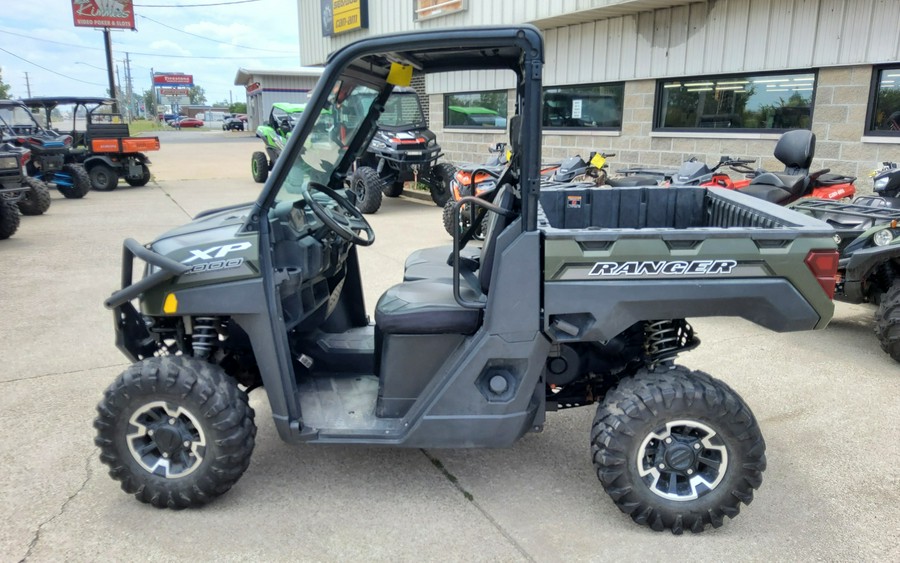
[191, 317, 218, 359]
[645, 320, 682, 366]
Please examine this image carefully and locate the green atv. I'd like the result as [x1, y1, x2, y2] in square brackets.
[99, 26, 840, 534]
[251, 103, 307, 184]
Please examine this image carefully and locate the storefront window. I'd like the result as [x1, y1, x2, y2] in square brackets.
[414, 0, 466, 21]
[444, 91, 508, 129]
[543, 83, 624, 130]
[656, 72, 816, 132]
[867, 66, 900, 135]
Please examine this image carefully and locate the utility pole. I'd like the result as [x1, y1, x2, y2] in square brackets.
[124, 52, 134, 121]
[103, 28, 118, 114]
[23, 72, 31, 97]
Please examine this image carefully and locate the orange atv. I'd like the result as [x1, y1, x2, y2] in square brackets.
[24, 97, 160, 192]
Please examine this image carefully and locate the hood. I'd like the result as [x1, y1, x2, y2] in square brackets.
[151, 203, 253, 256]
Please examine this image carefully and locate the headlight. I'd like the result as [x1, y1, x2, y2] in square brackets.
[0, 156, 18, 170]
[427, 139, 436, 147]
[874, 177, 889, 190]
[370, 140, 387, 150]
[873, 228, 894, 247]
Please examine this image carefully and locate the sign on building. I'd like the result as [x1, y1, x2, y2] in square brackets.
[153, 74, 195, 87]
[414, 0, 466, 21]
[71, 0, 136, 29]
[320, 0, 368, 37]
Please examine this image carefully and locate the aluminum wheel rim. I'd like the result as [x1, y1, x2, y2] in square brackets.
[126, 401, 206, 479]
[636, 419, 728, 501]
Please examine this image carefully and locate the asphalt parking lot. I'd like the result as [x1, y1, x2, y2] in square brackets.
[1, 129, 897, 562]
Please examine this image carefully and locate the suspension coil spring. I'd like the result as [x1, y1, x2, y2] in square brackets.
[645, 320, 681, 365]
[192, 317, 218, 358]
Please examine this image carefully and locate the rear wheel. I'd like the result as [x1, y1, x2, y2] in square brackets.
[251, 152, 268, 183]
[351, 166, 383, 214]
[0, 200, 20, 239]
[57, 163, 91, 199]
[875, 281, 900, 362]
[591, 365, 766, 534]
[94, 356, 256, 509]
[429, 163, 457, 207]
[89, 163, 119, 191]
[17, 177, 52, 216]
[383, 181, 404, 197]
[125, 164, 152, 187]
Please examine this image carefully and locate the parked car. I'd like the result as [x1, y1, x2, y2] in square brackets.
[222, 114, 245, 131]
[171, 116, 204, 128]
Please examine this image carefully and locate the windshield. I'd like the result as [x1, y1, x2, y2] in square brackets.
[273, 80, 380, 204]
[378, 92, 425, 128]
[0, 105, 41, 132]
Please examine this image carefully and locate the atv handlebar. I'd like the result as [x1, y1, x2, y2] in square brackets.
[104, 238, 190, 310]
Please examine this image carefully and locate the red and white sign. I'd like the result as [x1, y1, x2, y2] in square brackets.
[153, 74, 194, 87]
[159, 88, 190, 96]
[246, 82, 261, 94]
[71, 0, 136, 30]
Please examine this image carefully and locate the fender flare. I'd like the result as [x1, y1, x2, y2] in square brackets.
[83, 155, 119, 171]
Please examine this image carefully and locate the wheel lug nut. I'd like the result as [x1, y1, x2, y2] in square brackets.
[162, 452, 169, 458]
[665, 438, 672, 444]
[687, 469, 694, 475]
[148, 430, 154, 437]
[658, 463, 665, 470]
[693, 443, 701, 450]
[168, 418, 176, 425]
[183, 441, 190, 448]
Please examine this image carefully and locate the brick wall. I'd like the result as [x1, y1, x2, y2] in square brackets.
[430, 65, 900, 194]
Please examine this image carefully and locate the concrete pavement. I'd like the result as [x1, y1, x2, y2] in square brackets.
[0, 129, 897, 561]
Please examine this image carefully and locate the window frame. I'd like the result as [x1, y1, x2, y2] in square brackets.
[653, 69, 818, 134]
[541, 82, 625, 132]
[443, 89, 508, 130]
[864, 64, 900, 137]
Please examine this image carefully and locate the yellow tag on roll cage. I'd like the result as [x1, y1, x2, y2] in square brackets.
[387, 62, 413, 87]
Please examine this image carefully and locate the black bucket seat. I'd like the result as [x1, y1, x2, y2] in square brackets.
[741, 130, 815, 204]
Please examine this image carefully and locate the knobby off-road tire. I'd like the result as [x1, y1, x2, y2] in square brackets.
[0, 200, 20, 239]
[17, 177, 52, 215]
[383, 181, 404, 197]
[442, 199, 458, 237]
[875, 281, 900, 363]
[58, 163, 91, 199]
[94, 356, 256, 509]
[351, 166, 383, 214]
[251, 152, 269, 183]
[591, 365, 766, 534]
[429, 163, 457, 207]
[125, 164, 152, 187]
[89, 163, 119, 191]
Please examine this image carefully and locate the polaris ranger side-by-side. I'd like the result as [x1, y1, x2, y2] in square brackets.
[96, 26, 839, 534]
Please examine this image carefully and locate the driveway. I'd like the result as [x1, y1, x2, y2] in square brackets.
[1, 130, 897, 561]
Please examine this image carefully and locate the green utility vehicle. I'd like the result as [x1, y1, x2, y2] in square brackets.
[251, 102, 307, 184]
[97, 26, 838, 534]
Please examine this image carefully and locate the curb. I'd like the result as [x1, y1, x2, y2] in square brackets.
[402, 188, 433, 203]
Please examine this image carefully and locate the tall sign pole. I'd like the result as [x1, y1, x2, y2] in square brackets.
[103, 28, 118, 113]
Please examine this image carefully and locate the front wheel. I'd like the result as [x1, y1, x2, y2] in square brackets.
[429, 163, 457, 207]
[383, 181, 404, 198]
[57, 163, 91, 199]
[0, 200, 20, 239]
[251, 151, 268, 183]
[351, 166, 384, 214]
[591, 365, 766, 534]
[89, 163, 119, 191]
[17, 177, 52, 216]
[94, 356, 256, 509]
[875, 282, 900, 362]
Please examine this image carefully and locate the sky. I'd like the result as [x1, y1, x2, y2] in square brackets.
[0, 0, 303, 106]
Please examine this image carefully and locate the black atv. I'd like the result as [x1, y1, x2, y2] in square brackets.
[351, 87, 454, 213]
[790, 162, 900, 362]
[0, 100, 91, 199]
[0, 143, 32, 239]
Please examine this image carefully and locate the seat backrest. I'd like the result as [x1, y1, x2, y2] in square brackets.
[478, 186, 516, 294]
[774, 129, 815, 175]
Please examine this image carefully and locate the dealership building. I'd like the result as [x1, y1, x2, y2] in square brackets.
[234, 67, 324, 130]
[298, 0, 899, 187]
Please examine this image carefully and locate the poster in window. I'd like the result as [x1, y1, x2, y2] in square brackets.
[414, 0, 466, 21]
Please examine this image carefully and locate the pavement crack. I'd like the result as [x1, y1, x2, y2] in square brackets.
[420, 449, 535, 562]
[19, 449, 96, 563]
[1, 363, 128, 385]
[155, 183, 194, 219]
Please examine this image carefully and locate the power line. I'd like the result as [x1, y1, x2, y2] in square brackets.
[137, 14, 289, 53]
[0, 46, 107, 87]
[134, 0, 261, 6]
[0, 28, 296, 60]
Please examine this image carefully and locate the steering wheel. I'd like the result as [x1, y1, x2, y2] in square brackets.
[305, 182, 375, 246]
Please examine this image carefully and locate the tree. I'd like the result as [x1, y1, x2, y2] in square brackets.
[229, 102, 247, 114]
[143, 89, 158, 117]
[0, 68, 12, 99]
[189, 86, 207, 105]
